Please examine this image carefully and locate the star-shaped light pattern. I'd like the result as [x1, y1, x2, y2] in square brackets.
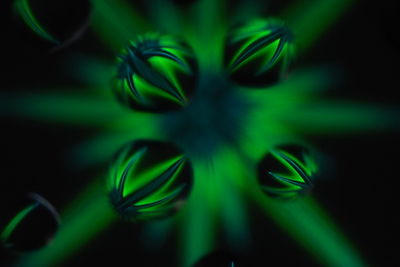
[1, 0, 399, 266]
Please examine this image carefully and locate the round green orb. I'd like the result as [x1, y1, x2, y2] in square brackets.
[114, 35, 197, 112]
[225, 19, 294, 87]
[108, 140, 193, 221]
[257, 144, 317, 199]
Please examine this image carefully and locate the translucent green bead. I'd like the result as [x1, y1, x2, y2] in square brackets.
[114, 35, 197, 112]
[1, 193, 60, 252]
[257, 144, 317, 199]
[108, 140, 193, 221]
[225, 19, 294, 87]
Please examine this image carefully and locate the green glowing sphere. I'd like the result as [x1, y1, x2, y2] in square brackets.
[0, 193, 60, 251]
[257, 144, 317, 199]
[108, 140, 193, 221]
[225, 19, 294, 87]
[114, 35, 197, 112]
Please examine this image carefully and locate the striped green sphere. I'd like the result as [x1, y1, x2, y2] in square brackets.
[114, 35, 197, 112]
[225, 19, 294, 87]
[257, 144, 317, 199]
[108, 140, 193, 221]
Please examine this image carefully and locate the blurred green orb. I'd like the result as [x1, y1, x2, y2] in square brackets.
[257, 144, 317, 199]
[108, 140, 193, 221]
[225, 19, 294, 87]
[114, 35, 197, 112]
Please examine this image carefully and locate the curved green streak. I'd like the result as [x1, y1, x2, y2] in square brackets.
[14, 0, 58, 44]
[16, 181, 117, 267]
[1, 203, 38, 245]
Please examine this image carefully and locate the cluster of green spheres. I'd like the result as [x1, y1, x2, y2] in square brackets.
[110, 19, 301, 221]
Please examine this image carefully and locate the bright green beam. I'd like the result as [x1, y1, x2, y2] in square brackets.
[16, 181, 117, 267]
[242, 68, 333, 113]
[0, 91, 129, 127]
[14, 0, 59, 44]
[68, 127, 158, 168]
[188, 0, 226, 70]
[240, 139, 367, 266]
[178, 159, 219, 267]
[90, 0, 152, 51]
[65, 55, 115, 90]
[282, 0, 355, 52]
[214, 148, 250, 251]
[280, 101, 400, 135]
[252, 193, 367, 267]
[147, 0, 184, 36]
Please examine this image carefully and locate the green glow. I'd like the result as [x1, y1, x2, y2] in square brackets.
[214, 148, 250, 250]
[179, 159, 219, 267]
[91, 0, 152, 51]
[14, 0, 59, 44]
[188, 0, 226, 70]
[147, 0, 184, 35]
[221, 145, 366, 266]
[3, 0, 391, 266]
[283, 0, 355, 52]
[0, 91, 125, 127]
[68, 129, 158, 168]
[281, 101, 400, 135]
[17, 181, 117, 267]
[1, 203, 38, 246]
[255, 195, 367, 267]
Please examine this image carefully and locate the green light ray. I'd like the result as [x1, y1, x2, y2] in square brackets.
[90, 0, 152, 51]
[281, 0, 355, 52]
[238, 152, 366, 267]
[0, 91, 129, 127]
[280, 101, 400, 135]
[14, 0, 59, 44]
[230, 0, 267, 25]
[1, 203, 38, 246]
[252, 193, 367, 267]
[17, 181, 117, 267]
[178, 159, 219, 267]
[65, 55, 115, 90]
[147, 0, 184, 36]
[67, 127, 158, 168]
[214, 148, 251, 250]
[188, 0, 226, 70]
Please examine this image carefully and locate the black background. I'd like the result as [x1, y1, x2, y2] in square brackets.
[0, 0, 399, 266]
